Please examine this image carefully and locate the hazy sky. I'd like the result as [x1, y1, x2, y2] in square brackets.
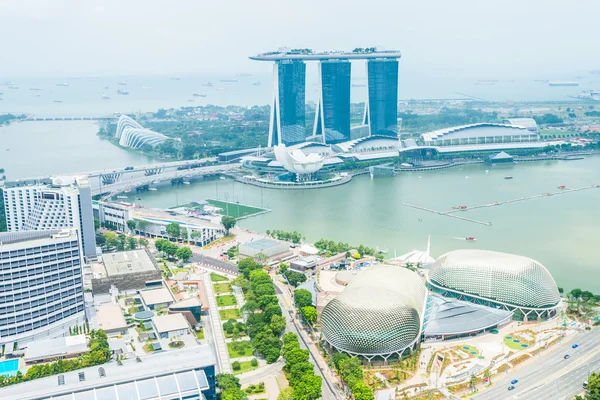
[1, 0, 599, 78]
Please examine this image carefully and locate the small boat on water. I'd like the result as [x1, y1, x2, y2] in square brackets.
[148, 187, 158, 191]
[202, 82, 213, 87]
[465, 176, 469, 179]
[193, 93, 207, 97]
[56, 82, 69, 87]
[53, 100, 62, 103]
[219, 176, 226, 180]
[558, 185, 566, 189]
[465, 236, 477, 242]
[183, 181, 191, 185]
[117, 195, 128, 199]
[504, 176, 513, 179]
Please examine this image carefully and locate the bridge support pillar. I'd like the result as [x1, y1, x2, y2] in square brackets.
[101, 173, 123, 185]
[145, 168, 164, 176]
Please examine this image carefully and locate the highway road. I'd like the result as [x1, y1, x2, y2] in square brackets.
[475, 328, 600, 400]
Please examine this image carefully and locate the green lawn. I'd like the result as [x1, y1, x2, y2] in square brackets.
[220, 308, 242, 320]
[234, 361, 260, 375]
[227, 341, 254, 358]
[211, 272, 229, 282]
[504, 335, 530, 350]
[206, 199, 268, 219]
[216, 295, 238, 307]
[195, 328, 205, 340]
[214, 283, 232, 294]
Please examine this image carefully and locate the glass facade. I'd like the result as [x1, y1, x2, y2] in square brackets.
[316, 60, 351, 144]
[367, 59, 399, 137]
[273, 60, 306, 146]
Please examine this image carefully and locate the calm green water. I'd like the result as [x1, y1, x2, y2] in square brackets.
[131, 158, 600, 291]
[2, 121, 599, 290]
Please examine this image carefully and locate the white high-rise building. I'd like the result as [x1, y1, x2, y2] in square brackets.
[3, 176, 97, 257]
[0, 229, 86, 347]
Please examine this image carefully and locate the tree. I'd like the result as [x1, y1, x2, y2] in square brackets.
[257, 295, 278, 310]
[238, 257, 262, 279]
[575, 372, 600, 399]
[138, 238, 149, 248]
[483, 368, 491, 384]
[277, 387, 293, 400]
[292, 374, 322, 400]
[216, 373, 241, 390]
[241, 300, 260, 314]
[176, 246, 193, 262]
[163, 242, 178, 259]
[284, 270, 307, 287]
[251, 358, 258, 367]
[294, 289, 313, 309]
[221, 215, 236, 235]
[252, 331, 281, 363]
[103, 232, 119, 251]
[95, 233, 106, 247]
[126, 236, 138, 250]
[558, 287, 564, 295]
[166, 222, 181, 239]
[263, 303, 282, 321]
[231, 361, 241, 371]
[117, 234, 127, 251]
[94, 218, 100, 231]
[136, 220, 149, 235]
[302, 306, 317, 324]
[352, 382, 374, 400]
[126, 220, 137, 233]
[269, 315, 286, 336]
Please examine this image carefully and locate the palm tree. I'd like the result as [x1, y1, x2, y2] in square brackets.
[483, 368, 491, 384]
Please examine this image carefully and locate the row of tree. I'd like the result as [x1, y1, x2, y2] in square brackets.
[293, 288, 317, 324]
[266, 229, 304, 244]
[278, 333, 323, 400]
[216, 373, 248, 400]
[235, 258, 286, 363]
[98, 231, 149, 252]
[154, 238, 193, 262]
[575, 372, 600, 400]
[313, 239, 376, 258]
[331, 353, 373, 400]
[0, 330, 111, 388]
[282, 266, 307, 288]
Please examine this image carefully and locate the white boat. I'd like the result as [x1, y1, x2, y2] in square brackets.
[192, 93, 207, 97]
[53, 100, 62, 103]
[465, 176, 470, 179]
[219, 176, 226, 180]
[148, 187, 158, 191]
[118, 81, 127, 86]
[202, 82, 213, 87]
[252, 81, 261, 86]
[56, 82, 69, 87]
[188, 98, 195, 102]
[116, 89, 129, 95]
[117, 195, 128, 199]
[101, 94, 110, 99]
[183, 181, 191, 185]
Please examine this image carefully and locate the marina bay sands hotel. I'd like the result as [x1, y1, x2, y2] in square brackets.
[250, 48, 401, 147]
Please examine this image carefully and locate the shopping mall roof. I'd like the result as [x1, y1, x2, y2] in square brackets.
[424, 295, 512, 336]
[24, 335, 88, 362]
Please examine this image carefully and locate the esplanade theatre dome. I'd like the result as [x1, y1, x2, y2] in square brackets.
[321, 266, 427, 358]
[427, 250, 560, 313]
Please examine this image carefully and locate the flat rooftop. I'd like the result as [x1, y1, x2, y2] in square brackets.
[141, 287, 174, 306]
[152, 313, 189, 333]
[97, 250, 158, 278]
[0, 229, 77, 251]
[250, 49, 401, 61]
[95, 302, 128, 332]
[25, 335, 88, 362]
[134, 207, 223, 230]
[0, 345, 216, 400]
[240, 238, 283, 251]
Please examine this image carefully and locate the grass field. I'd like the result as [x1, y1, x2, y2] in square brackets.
[219, 308, 242, 320]
[211, 272, 229, 282]
[227, 341, 254, 358]
[233, 360, 259, 375]
[216, 295, 238, 307]
[214, 283, 232, 294]
[206, 199, 268, 219]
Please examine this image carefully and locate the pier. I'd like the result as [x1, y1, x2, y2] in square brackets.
[401, 184, 599, 225]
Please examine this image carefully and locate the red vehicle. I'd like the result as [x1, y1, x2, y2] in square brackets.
[465, 237, 477, 242]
